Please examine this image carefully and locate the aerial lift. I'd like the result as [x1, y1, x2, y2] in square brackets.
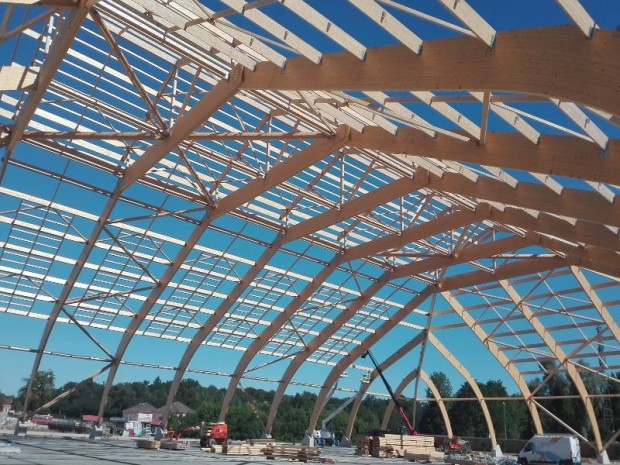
[362, 350, 416, 435]
[314, 394, 358, 446]
[302, 374, 353, 447]
[363, 350, 470, 454]
[166, 421, 228, 448]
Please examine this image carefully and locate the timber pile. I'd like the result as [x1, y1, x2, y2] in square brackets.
[404, 449, 445, 462]
[354, 434, 371, 456]
[263, 444, 322, 462]
[159, 439, 188, 450]
[226, 443, 268, 456]
[209, 444, 225, 453]
[135, 438, 160, 450]
[215, 440, 328, 462]
[356, 433, 439, 460]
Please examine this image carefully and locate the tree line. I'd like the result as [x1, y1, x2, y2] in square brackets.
[2, 364, 618, 443]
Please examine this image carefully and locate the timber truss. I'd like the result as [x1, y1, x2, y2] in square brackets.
[0, 0, 619, 457]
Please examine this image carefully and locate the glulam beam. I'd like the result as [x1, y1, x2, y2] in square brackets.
[242, 26, 620, 114]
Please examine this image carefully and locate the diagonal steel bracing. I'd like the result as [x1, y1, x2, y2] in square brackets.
[218, 170, 440, 421]
[306, 287, 434, 432]
[499, 280, 604, 455]
[441, 291, 544, 434]
[380, 369, 452, 437]
[305, 257, 566, 434]
[154, 126, 351, 426]
[22, 67, 242, 419]
[223, 205, 486, 426]
[2, 0, 619, 442]
[344, 341, 455, 439]
[2, 2, 92, 183]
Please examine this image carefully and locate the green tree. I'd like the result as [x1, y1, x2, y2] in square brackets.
[450, 382, 486, 437]
[55, 379, 103, 418]
[529, 361, 579, 434]
[147, 376, 169, 408]
[177, 379, 215, 409]
[419, 372, 452, 435]
[17, 370, 56, 413]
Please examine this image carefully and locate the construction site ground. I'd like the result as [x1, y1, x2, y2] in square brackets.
[0, 433, 611, 465]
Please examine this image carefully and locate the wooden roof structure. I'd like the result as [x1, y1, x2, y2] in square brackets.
[0, 0, 619, 457]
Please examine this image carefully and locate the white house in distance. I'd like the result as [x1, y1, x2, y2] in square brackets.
[1, 398, 12, 419]
[122, 402, 156, 424]
[121, 402, 194, 433]
[153, 401, 193, 420]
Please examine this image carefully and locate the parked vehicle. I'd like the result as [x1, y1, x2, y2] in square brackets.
[518, 434, 581, 465]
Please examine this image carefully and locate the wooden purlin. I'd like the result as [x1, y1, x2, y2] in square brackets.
[345, 357, 454, 440]
[4, 1, 93, 164]
[94, 67, 246, 423]
[442, 290, 544, 434]
[306, 287, 434, 434]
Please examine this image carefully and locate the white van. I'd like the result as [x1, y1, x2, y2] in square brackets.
[518, 434, 581, 465]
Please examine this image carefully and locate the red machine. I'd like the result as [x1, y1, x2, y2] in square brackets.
[169, 425, 199, 439]
[362, 350, 416, 435]
[199, 422, 228, 448]
[442, 436, 471, 454]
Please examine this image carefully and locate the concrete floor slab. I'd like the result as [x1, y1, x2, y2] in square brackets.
[0, 435, 379, 465]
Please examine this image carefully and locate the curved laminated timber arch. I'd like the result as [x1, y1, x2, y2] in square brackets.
[343, 343, 454, 441]
[1, 0, 619, 457]
[499, 280, 604, 452]
[375, 334, 496, 442]
[96, 125, 352, 422]
[22, 65, 246, 416]
[240, 26, 620, 115]
[440, 291, 544, 434]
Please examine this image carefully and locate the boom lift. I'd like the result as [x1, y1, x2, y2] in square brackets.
[362, 350, 416, 435]
[315, 394, 358, 446]
[169, 422, 228, 448]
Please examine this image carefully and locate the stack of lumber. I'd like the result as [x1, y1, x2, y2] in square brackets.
[209, 444, 225, 454]
[263, 444, 322, 462]
[226, 443, 268, 456]
[355, 434, 371, 456]
[363, 433, 440, 460]
[251, 438, 275, 445]
[135, 438, 160, 450]
[389, 434, 436, 460]
[159, 439, 188, 450]
[404, 449, 445, 462]
[372, 444, 395, 458]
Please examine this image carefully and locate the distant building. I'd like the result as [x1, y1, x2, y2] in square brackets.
[122, 402, 156, 424]
[1, 398, 12, 419]
[153, 401, 193, 420]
